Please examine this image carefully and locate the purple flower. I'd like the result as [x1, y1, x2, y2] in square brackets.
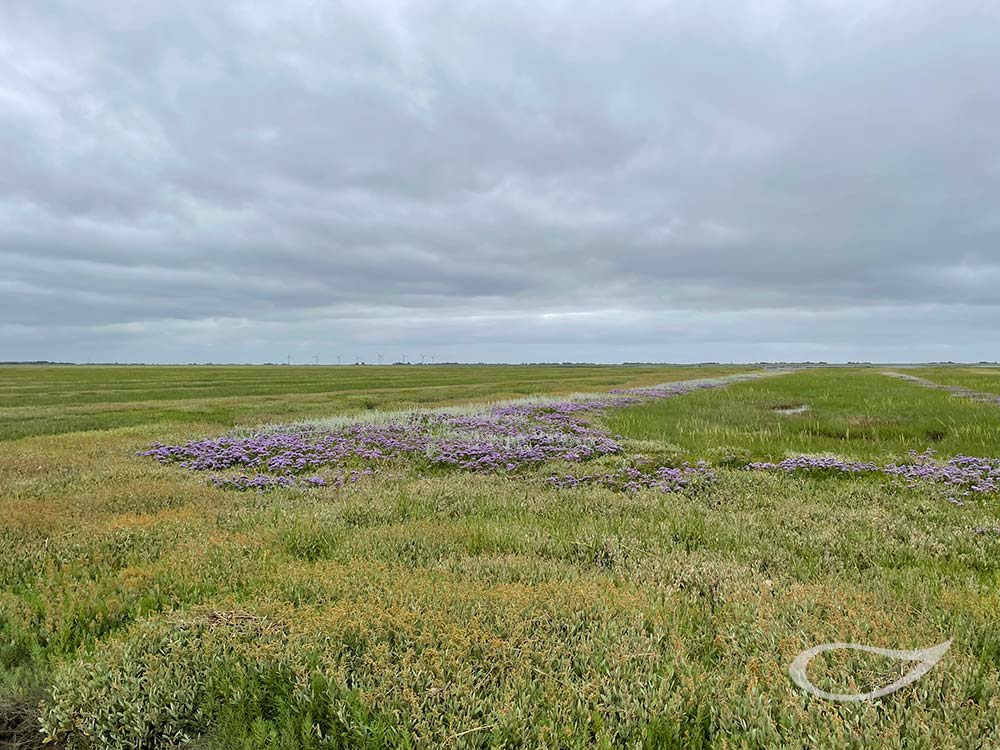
[142, 377, 746, 490]
[547, 462, 715, 493]
[746, 449, 1000, 497]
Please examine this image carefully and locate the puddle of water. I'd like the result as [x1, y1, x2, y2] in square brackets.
[773, 405, 810, 415]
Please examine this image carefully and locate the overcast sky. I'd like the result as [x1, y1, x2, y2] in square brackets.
[2, 1, 998, 363]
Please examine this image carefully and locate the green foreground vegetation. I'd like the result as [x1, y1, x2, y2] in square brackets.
[2, 365, 998, 749]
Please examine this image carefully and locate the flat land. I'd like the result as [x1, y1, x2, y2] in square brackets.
[907, 366, 1000, 398]
[0, 364, 745, 442]
[2, 365, 998, 749]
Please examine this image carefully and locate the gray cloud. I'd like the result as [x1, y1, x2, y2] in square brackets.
[2, 0, 999, 363]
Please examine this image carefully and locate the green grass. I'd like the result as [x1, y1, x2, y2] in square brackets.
[908, 366, 1000, 398]
[2, 365, 999, 748]
[604, 369, 1000, 463]
[0, 364, 746, 442]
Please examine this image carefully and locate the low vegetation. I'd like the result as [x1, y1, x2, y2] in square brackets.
[2, 365, 998, 748]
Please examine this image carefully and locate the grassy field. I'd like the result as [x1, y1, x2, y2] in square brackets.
[907, 367, 1000, 398]
[0, 364, 746, 442]
[603, 369, 1000, 462]
[2, 365, 998, 749]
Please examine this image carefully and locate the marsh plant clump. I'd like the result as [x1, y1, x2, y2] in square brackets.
[142, 371, 1000, 502]
[747, 450, 1000, 497]
[140, 375, 758, 491]
[547, 462, 716, 493]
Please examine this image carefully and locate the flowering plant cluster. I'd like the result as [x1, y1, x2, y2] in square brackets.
[747, 449, 1000, 497]
[548, 462, 715, 493]
[141, 376, 750, 491]
[208, 474, 296, 491]
[141, 372, 1000, 503]
[208, 470, 374, 491]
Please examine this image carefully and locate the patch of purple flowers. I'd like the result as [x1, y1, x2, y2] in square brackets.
[746, 456, 880, 475]
[747, 449, 1000, 497]
[209, 474, 296, 491]
[548, 462, 715, 493]
[141, 376, 754, 491]
[208, 470, 375, 491]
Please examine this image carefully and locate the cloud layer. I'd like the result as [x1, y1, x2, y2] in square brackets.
[3, 0, 999, 362]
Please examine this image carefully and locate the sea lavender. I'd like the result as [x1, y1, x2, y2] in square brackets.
[208, 469, 375, 492]
[548, 462, 715, 493]
[141, 375, 758, 490]
[746, 449, 1000, 497]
